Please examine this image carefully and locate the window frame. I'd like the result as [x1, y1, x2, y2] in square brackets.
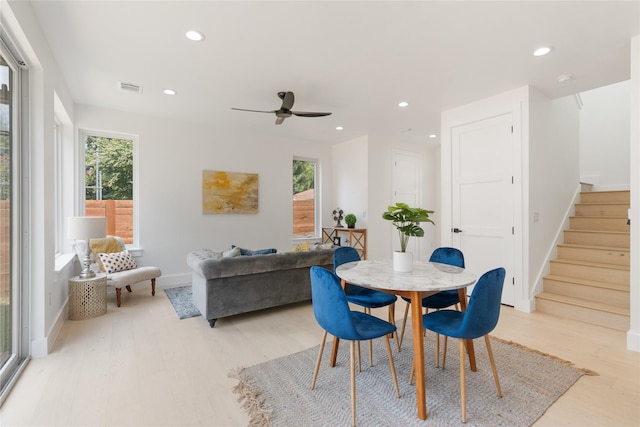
[292, 156, 320, 240]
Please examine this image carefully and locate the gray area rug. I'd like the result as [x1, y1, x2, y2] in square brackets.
[164, 285, 200, 319]
[230, 334, 596, 426]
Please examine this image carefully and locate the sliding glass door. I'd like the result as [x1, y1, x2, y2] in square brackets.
[0, 39, 26, 402]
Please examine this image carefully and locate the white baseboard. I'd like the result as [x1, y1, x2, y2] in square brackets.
[627, 329, 640, 352]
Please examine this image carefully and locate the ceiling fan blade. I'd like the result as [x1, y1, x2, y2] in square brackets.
[231, 107, 276, 114]
[291, 111, 332, 117]
[275, 116, 286, 125]
[281, 92, 295, 110]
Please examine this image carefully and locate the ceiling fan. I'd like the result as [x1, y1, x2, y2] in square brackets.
[231, 91, 331, 125]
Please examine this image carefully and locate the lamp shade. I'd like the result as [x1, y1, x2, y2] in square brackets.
[67, 216, 107, 240]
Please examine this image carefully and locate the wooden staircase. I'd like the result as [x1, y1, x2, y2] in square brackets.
[535, 190, 630, 331]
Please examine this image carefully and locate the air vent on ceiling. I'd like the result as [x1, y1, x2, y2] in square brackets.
[118, 81, 143, 94]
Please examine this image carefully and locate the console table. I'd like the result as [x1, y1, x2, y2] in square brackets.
[322, 227, 367, 259]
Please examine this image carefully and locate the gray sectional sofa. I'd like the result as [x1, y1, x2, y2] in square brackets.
[187, 248, 334, 327]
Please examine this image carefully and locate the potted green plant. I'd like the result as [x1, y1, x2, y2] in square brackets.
[382, 202, 434, 271]
[344, 213, 357, 229]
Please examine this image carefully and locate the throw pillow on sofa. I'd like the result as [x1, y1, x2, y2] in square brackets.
[202, 247, 242, 259]
[98, 250, 138, 274]
[231, 245, 277, 256]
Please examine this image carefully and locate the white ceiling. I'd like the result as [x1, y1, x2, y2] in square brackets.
[29, 1, 639, 146]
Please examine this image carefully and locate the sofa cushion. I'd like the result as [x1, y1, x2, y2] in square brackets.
[98, 250, 138, 273]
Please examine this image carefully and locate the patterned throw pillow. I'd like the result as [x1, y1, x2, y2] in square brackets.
[98, 250, 138, 274]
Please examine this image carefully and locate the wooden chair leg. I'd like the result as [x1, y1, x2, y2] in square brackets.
[350, 341, 356, 427]
[459, 339, 467, 423]
[436, 333, 440, 367]
[311, 331, 327, 389]
[116, 288, 122, 307]
[384, 336, 400, 398]
[398, 302, 410, 350]
[125, 285, 132, 292]
[151, 278, 156, 296]
[357, 341, 362, 372]
[485, 335, 502, 397]
[442, 336, 448, 369]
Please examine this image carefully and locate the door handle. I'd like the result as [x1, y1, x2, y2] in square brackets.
[452, 228, 463, 233]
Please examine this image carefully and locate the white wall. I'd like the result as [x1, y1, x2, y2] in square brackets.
[580, 81, 631, 190]
[74, 105, 335, 286]
[528, 89, 581, 297]
[3, 0, 76, 356]
[333, 135, 368, 229]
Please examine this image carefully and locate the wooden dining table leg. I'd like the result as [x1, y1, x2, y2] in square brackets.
[330, 336, 340, 367]
[457, 288, 477, 372]
[410, 291, 427, 420]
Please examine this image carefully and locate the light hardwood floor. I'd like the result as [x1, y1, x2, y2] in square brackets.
[1, 284, 639, 426]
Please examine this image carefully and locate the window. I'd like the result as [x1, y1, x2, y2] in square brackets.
[292, 158, 318, 237]
[81, 132, 135, 245]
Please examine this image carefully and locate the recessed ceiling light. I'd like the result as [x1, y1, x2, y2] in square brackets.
[557, 74, 573, 83]
[163, 89, 176, 95]
[398, 101, 409, 107]
[428, 134, 437, 138]
[185, 30, 205, 41]
[533, 46, 552, 56]
[336, 126, 344, 131]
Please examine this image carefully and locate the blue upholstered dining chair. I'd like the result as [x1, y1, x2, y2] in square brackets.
[334, 247, 399, 359]
[309, 266, 400, 427]
[422, 267, 505, 423]
[398, 247, 465, 363]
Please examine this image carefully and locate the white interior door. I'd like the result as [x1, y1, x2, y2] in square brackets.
[452, 113, 515, 305]
[392, 151, 422, 258]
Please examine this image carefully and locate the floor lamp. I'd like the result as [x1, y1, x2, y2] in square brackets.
[68, 216, 107, 279]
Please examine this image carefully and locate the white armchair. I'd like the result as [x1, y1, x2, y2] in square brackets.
[75, 236, 162, 307]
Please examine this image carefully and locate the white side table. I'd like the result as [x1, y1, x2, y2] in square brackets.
[68, 273, 107, 320]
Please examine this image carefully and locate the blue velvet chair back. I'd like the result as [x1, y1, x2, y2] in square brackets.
[429, 247, 465, 268]
[310, 266, 361, 341]
[457, 267, 505, 339]
[333, 246, 361, 273]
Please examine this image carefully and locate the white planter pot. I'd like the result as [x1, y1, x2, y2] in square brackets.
[393, 251, 413, 272]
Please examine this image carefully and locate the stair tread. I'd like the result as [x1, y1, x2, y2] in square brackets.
[565, 229, 629, 235]
[549, 258, 629, 271]
[536, 292, 629, 315]
[558, 243, 630, 252]
[570, 215, 628, 219]
[543, 274, 630, 292]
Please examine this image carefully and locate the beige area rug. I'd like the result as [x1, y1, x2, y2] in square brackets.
[230, 334, 596, 427]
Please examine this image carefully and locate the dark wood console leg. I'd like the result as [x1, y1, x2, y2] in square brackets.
[116, 288, 122, 307]
[151, 278, 156, 296]
[126, 285, 132, 293]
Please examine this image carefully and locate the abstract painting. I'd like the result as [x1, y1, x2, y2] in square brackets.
[202, 170, 258, 214]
